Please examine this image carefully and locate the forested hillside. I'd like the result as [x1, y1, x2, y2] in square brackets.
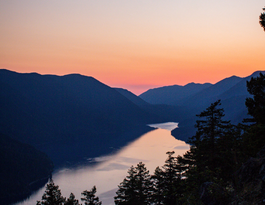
[0, 133, 53, 205]
[0, 69, 163, 167]
[115, 72, 265, 204]
[139, 71, 265, 141]
[37, 72, 265, 205]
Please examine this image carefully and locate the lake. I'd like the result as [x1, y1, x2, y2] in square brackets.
[16, 122, 189, 205]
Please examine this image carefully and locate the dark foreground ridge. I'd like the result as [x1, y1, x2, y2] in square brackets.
[0, 69, 164, 204]
[0, 69, 162, 167]
[0, 133, 53, 205]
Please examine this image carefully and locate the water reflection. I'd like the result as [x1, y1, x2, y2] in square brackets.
[16, 123, 189, 205]
[148, 122, 179, 131]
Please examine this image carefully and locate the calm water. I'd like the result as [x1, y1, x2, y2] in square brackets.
[16, 122, 189, 205]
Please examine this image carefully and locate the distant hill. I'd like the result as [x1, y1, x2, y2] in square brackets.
[139, 83, 212, 106]
[180, 75, 243, 109]
[139, 71, 265, 141]
[2, 69, 264, 165]
[115, 88, 191, 123]
[115, 88, 149, 108]
[0, 69, 163, 167]
[3, 69, 264, 204]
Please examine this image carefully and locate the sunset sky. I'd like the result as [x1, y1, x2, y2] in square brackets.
[1, 1, 264, 95]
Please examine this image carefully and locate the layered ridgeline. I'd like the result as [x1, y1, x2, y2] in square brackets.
[0, 69, 169, 168]
[0, 69, 173, 204]
[2, 69, 264, 165]
[139, 71, 265, 141]
[115, 88, 188, 122]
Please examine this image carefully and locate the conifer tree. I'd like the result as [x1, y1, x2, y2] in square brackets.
[150, 166, 164, 205]
[161, 151, 183, 205]
[81, 186, 102, 205]
[188, 100, 230, 178]
[245, 73, 265, 124]
[260, 7, 265, 31]
[243, 72, 265, 157]
[65, 193, 79, 205]
[114, 162, 151, 205]
[115, 165, 137, 205]
[178, 101, 234, 203]
[150, 152, 184, 205]
[135, 162, 152, 204]
[216, 123, 245, 183]
[36, 179, 65, 205]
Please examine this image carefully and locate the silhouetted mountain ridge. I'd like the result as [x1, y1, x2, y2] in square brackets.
[139, 82, 212, 106]
[139, 71, 265, 141]
[0, 69, 163, 167]
[115, 88, 149, 108]
[0, 133, 53, 205]
[115, 88, 189, 122]
[2, 69, 265, 204]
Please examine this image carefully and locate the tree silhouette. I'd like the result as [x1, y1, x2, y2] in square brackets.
[150, 166, 164, 205]
[36, 179, 65, 205]
[245, 73, 265, 124]
[65, 193, 80, 205]
[115, 165, 137, 205]
[243, 72, 265, 157]
[260, 7, 265, 31]
[81, 186, 102, 205]
[175, 101, 237, 203]
[160, 151, 183, 205]
[189, 100, 231, 175]
[114, 162, 151, 205]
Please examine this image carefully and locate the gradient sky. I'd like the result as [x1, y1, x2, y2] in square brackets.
[1, 1, 264, 95]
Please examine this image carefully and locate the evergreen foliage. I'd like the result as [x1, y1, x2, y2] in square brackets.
[81, 186, 102, 205]
[187, 100, 232, 181]
[36, 179, 65, 205]
[114, 162, 151, 205]
[35, 71, 265, 204]
[159, 151, 183, 205]
[177, 72, 265, 203]
[260, 7, 265, 31]
[170, 100, 235, 203]
[96, 73, 265, 203]
[150, 166, 164, 205]
[65, 193, 79, 205]
[36, 181, 101, 205]
[243, 73, 265, 157]
[245, 72, 265, 124]
[216, 124, 245, 183]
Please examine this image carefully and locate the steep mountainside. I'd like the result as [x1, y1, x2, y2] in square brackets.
[0, 133, 53, 205]
[2, 69, 264, 164]
[173, 71, 265, 141]
[180, 75, 243, 108]
[115, 88, 149, 108]
[139, 71, 265, 141]
[115, 88, 192, 123]
[0, 69, 162, 167]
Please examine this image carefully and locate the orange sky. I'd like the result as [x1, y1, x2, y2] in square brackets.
[0, 1, 264, 95]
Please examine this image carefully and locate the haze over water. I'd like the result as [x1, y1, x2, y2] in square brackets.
[16, 122, 189, 205]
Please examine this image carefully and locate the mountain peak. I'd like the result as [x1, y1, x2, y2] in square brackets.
[249, 70, 265, 77]
[184, 82, 212, 88]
